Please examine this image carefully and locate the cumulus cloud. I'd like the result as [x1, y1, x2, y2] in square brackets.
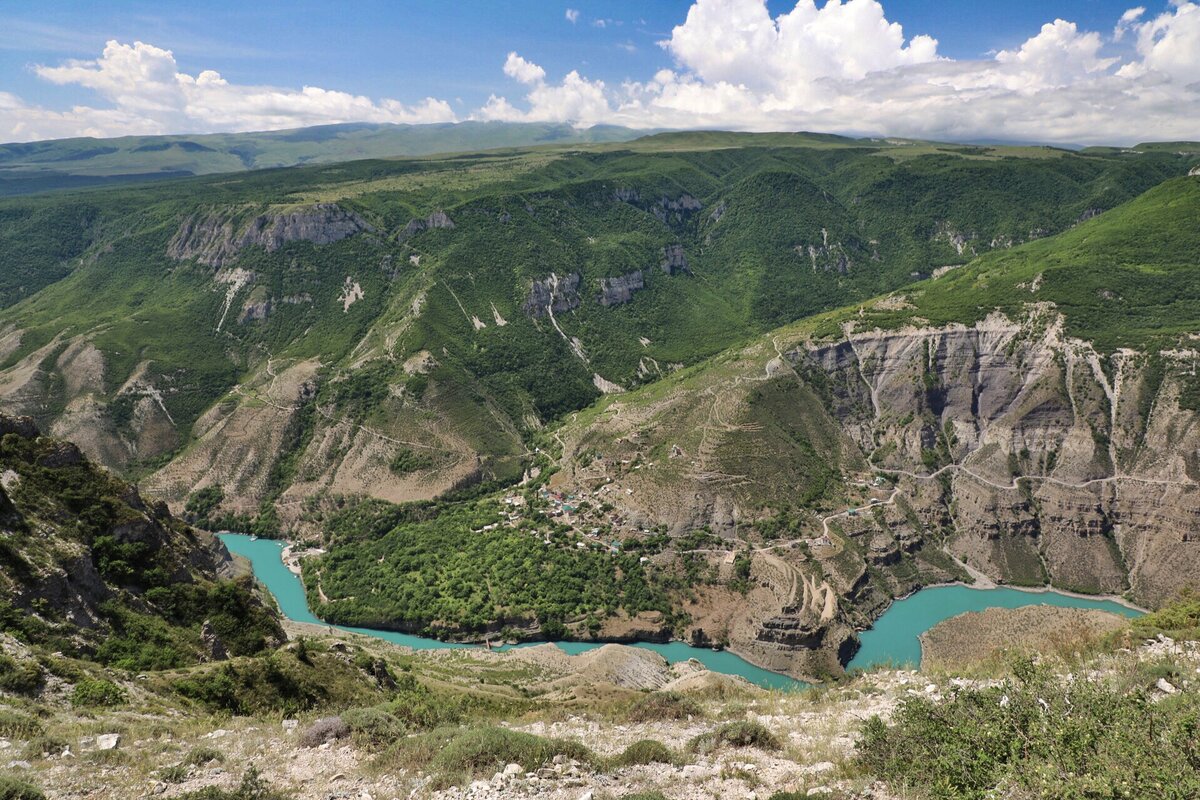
[8, 1, 1200, 145]
[565, 8, 580, 24]
[502, 52, 546, 84]
[4, 39, 455, 141]
[475, 0, 1200, 145]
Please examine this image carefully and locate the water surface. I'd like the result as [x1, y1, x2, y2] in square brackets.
[220, 533, 805, 690]
[220, 534, 1142, 687]
[848, 584, 1142, 671]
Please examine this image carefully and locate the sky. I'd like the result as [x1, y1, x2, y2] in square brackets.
[1, 0, 1198, 146]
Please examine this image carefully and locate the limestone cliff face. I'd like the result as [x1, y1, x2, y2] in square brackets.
[598, 271, 644, 307]
[168, 203, 372, 267]
[801, 312, 1200, 606]
[523, 273, 582, 317]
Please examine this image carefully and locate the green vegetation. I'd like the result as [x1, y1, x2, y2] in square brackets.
[610, 739, 679, 767]
[0, 121, 645, 196]
[0, 418, 282, 671]
[858, 656, 1200, 799]
[0, 776, 45, 800]
[69, 679, 125, 708]
[688, 720, 781, 754]
[1129, 591, 1200, 641]
[844, 176, 1200, 352]
[406, 726, 594, 789]
[309, 497, 679, 635]
[617, 690, 703, 723]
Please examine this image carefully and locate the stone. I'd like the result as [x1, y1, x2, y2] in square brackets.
[579, 792, 594, 800]
[282, 719, 299, 731]
[96, 734, 120, 751]
[503, 763, 524, 776]
[5, 761, 31, 770]
[1157, 678, 1178, 695]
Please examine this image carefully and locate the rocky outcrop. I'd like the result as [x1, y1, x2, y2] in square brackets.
[1189, 165, 1200, 177]
[398, 210, 455, 240]
[802, 312, 1200, 606]
[238, 293, 312, 324]
[597, 271, 644, 307]
[653, 194, 702, 224]
[169, 204, 371, 267]
[660, 245, 691, 276]
[523, 273, 582, 318]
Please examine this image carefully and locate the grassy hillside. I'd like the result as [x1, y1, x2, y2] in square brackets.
[0, 121, 646, 196]
[832, 174, 1200, 351]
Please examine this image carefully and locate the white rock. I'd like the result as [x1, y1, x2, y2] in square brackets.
[503, 762, 524, 776]
[96, 734, 120, 751]
[5, 760, 31, 770]
[579, 793, 594, 800]
[282, 719, 299, 731]
[1157, 678, 1179, 694]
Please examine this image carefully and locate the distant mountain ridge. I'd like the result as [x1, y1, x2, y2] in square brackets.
[0, 121, 649, 196]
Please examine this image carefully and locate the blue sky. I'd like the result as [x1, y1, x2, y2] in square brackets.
[1, 1, 1197, 144]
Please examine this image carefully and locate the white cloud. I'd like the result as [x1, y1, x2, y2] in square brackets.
[503, 52, 546, 85]
[3, 39, 455, 142]
[1121, 0, 1200, 82]
[565, 8, 580, 24]
[473, 0, 1200, 145]
[8, 2, 1200, 146]
[1114, 6, 1146, 40]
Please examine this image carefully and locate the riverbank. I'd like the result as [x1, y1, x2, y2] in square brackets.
[223, 532, 1146, 686]
[919, 605, 1130, 670]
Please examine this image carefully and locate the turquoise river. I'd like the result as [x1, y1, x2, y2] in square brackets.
[220, 533, 1142, 690]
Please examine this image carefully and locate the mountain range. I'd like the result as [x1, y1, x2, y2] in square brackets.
[0, 124, 1198, 678]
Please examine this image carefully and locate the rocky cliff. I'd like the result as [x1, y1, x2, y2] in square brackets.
[550, 305, 1200, 677]
[801, 311, 1200, 606]
[168, 203, 372, 267]
[0, 412, 282, 660]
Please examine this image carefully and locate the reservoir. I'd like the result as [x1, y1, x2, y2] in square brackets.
[220, 533, 1142, 688]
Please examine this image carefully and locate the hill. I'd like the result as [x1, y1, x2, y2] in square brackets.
[0, 121, 646, 196]
[531, 172, 1200, 673]
[0, 412, 281, 670]
[0, 134, 1197, 677]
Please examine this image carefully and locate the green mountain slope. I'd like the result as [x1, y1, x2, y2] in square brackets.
[0, 136, 1190, 531]
[0, 413, 282, 671]
[829, 175, 1200, 351]
[0, 121, 647, 196]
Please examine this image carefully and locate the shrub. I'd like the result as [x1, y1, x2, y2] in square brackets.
[381, 674, 462, 730]
[856, 657, 1200, 800]
[158, 764, 191, 784]
[0, 710, 41, 739]
[0, 775, 45, 800]
[610, 739, 678, 768]
[429, 726, 594, 788]
[70, 678, 126, 707]
[22, 736, 69, 760]
[0, 655, 43, 695]
[688, 720, 780, 755]
[340, 706, 406, 749]
[619, 691, 702, 723]
[299, 716, 349, 748]
[622, 794, 668, 800]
